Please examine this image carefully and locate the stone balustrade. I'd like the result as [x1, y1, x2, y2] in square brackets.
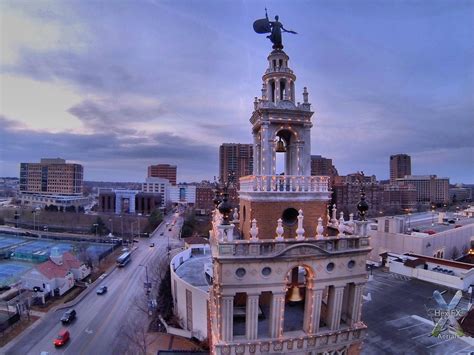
[213, 325, 366, 355]
[211, 235, 370, 259]
[239, 175, 329, 193]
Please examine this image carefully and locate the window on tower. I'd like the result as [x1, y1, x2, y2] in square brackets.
[282, 207, 298, 226]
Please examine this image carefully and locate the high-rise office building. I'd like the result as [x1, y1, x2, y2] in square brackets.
[390, 154, 411, 183]
[397, 175, 449, 204]
[310, 155, 338, 184]
[19, 158, 86, 208]
[20, 158, 83, 195]
[219, 143, 253, 184]
[147, 164, 177, 185]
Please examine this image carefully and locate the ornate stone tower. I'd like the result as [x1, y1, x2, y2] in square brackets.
[239, 49, 330, 240]
[208, 45, 371, 354]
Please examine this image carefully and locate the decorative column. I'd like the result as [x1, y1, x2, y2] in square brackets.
[253, 133, 260, 175]
[303, 285, 324, 334]
[246, 293, 260, 340]
[261, 122, 271, 176]
[220, 295, 234, 341]
[349, 283, 365, 326]
[269, 291, 286, 338]
[302, 125, 312, 176]
[327, 285, 345, 331]
[275, 78, 281, 103]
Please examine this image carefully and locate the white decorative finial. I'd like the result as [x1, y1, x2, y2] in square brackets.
[275, 218, 284, 241]
[349, 213, 354, 224]
[233, 208, 239, 222]
[332, 204, 338, 226]
[303, 87, 309, 103]
[338, 215, 345, 237]
[296, 209, 305, 241]
[326, 206, 331, 227]
[316, 217, 324, 239]
[261, 83, 267, 100]
[250, 219, 259, 241]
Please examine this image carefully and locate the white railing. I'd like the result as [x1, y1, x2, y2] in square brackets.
[239, 175, 329, 193]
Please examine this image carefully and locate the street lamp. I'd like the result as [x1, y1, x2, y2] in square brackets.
[109, 218, 114, 235]
[119, 215, 124, 239]
[431, 205, 435, 226]
[32, 207, 40, 232]
[138, 264, 151, 295]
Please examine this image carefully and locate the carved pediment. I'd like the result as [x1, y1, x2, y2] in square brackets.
[274, 243, 330, 258]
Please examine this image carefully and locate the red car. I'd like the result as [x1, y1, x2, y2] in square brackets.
[53, 329, 70, 347]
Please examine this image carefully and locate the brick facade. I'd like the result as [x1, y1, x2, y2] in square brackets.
[239, 198, 328, 240]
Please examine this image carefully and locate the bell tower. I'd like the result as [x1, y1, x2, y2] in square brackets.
[239, 49, 330, 240]
[208, 13, 370, 355]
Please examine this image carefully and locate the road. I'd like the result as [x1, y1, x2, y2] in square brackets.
[3, 212, 183, 355]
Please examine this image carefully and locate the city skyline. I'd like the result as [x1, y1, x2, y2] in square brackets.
[1, 1, 473, 183]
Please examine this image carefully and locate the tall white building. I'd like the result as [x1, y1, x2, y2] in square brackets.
[142, 177, 170, 208]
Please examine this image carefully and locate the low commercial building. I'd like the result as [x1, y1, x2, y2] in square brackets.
[369, 215, 474, 263]
[449, 184, 472, 203]
[21, 250, 90, 297]
[389, 253, 474, 291]
[19, 193, 89, 209]
[98, 189, 162, 215]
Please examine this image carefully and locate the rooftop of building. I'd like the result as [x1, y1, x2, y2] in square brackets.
[184, 236, 209, 245]
[402, 253, 474, 271]
[174, 254, 211, 290]
[378, 212, 474, 236]
[396, 175, 449, 180]
[362, 268, 473, 354]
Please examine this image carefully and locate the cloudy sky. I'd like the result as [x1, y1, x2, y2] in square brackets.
[1, 0, 473, 183]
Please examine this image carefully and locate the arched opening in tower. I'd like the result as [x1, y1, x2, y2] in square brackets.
[283, 265, 308, 332]
[275, 129, 295, 176]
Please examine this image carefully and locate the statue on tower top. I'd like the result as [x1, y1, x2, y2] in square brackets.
[253, 8, 297, 50]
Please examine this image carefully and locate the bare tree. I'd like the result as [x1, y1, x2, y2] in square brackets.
[117, 317, 152, 355]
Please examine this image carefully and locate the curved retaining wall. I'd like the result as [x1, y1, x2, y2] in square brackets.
[170, 246, 210, 340]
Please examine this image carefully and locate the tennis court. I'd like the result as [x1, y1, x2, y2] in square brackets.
[0, 236, 25, 250]
[13, 240, 56, 262]
[0, 261, 30, 286]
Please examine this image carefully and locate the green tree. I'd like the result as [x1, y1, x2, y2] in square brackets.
[181, 212, 196, 238]
[90, 216, 109, 236]
[157, 267, 173, 321]
[144, 209, 163, 234]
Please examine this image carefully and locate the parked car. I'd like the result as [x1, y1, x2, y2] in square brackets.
[60, 309, 76, 324]
[53, 329, 70, 347]
[160, 232, 164, 236]
[149, 242, 155, 247]
[96, 286, 108, 295]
